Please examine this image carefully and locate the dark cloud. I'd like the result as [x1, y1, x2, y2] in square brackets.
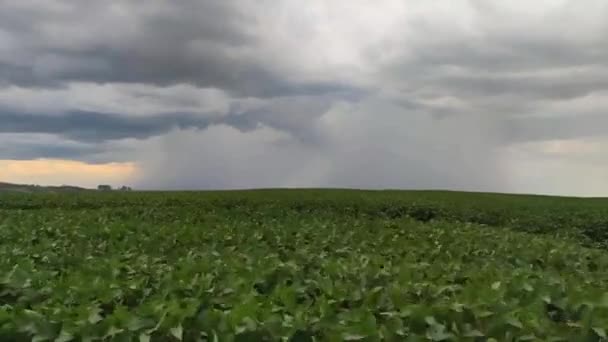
[224, 93, 363, 144]
[0, 139, 101, 161]
[0, 0, 349, 97]
[0, 97, 322, 144]
[0, 109, 216, 142]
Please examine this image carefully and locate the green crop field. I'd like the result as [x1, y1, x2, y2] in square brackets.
[1, 190, 608, 341]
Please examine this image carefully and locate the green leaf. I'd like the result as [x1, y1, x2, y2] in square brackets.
[506, 317, 523, 329]
[477, 310, 494, 318]
[427, 327, 452, 341]
[451, 303, 465, 313]
[139, 333, 151, 342]
[241, 317, 257, 331]
[425, 316, 438, 326]
[104, 326, 124, 338]
[464, 330, 484, 337]
[491, 282, 501, 290]
[55, 330, 75, 342]
[593, 327, 607, 338]
[87, 307, 103, 324]
[342, 333, 366, 341]
[170, 324, 183, 341]
[127, 316, 153, 331]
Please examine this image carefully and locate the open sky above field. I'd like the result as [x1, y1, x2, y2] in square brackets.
[1, 1, 608, 195]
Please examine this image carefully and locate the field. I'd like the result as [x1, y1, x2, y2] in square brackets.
[1, 190, 608, 341]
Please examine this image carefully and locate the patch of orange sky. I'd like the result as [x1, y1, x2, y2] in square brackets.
[0, 159, 138, 188]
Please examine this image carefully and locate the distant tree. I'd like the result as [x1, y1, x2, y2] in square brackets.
[120, 186, 132, 191]
[97, 185, 112, 191]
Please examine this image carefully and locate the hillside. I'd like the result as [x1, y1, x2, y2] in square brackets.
[0, 181, 88, 193]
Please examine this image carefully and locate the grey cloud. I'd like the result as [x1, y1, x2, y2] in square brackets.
[378, 1, 608, 118]
[409, 1, 608, 73]
[504, 113, 608, 143]
[0, 140, 101, 161]
[0, 81, 364, 145]
[224, 95, 349, 144]
[424, 68, 608, 104]
[0, 132, 119, 162]
[134, 99, 508, 191]
[0, 109, 216, 142]
[0, 0, 348, 97]
[134, 125, 317, 190]
[383, 62, 608, 116]
[406, 38, 608, 74]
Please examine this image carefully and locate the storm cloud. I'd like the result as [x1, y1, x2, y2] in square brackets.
[1, 0, 608, 195]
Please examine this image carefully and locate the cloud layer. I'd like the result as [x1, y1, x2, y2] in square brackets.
[1, 0, 608, 195]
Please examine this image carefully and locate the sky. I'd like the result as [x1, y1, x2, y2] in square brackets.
[1, 0, 608, 196]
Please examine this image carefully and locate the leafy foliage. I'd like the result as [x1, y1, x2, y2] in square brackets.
[1, 190, 608, 341]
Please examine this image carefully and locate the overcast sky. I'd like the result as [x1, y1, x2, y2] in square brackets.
[1, 0, 608, 195]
